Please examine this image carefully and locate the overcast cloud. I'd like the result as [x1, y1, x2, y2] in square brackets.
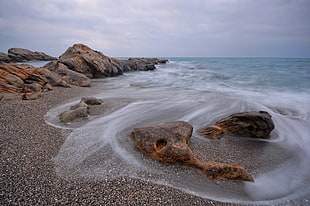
[0, 0, 309, 57]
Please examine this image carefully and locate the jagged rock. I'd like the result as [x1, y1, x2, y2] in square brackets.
[29, 66, 69, 88]
[59, 97, 103, 123]
[56, 44, 124, 78]
[7, 48, 57, 62]
[198, 111, 275, 139]
[0, 52, 11, 63]
[129, 121, 254, 182]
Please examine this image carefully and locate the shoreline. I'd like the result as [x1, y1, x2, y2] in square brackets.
[1, 83, 309, 205]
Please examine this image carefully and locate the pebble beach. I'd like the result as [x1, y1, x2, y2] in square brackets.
[1, 86, 227, 205]
[1, 83, 309, 205]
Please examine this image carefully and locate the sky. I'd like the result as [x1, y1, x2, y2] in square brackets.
[0, 0, 309, 58]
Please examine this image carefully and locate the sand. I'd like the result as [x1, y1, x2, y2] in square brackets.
[1, 86, 308, 205]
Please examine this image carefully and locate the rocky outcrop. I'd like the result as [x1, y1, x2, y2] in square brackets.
[1, 44, 167, 101]
[0, 63, 68, 101]
[44, 44, 168, 79]
[59, 97, 103, 123]
[6, 48, 57, 62]
[129, 121, 254, 182]
[198, 111, 275, 139]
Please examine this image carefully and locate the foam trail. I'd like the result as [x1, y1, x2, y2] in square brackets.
[47, 57, 310, 205]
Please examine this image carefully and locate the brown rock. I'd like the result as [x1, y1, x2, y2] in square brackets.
[44, 61, 90, 87]
[81, 97, 103, 105]
[59, 107, 89, 123]
[57, 44, 123, 78]
[23, 82, 42, 93]
[23, 92, 41, 100]
[1, 72, 24, 87]
[0, 92, 23, 101]
[7, 48, 57, 62]
[0, 52, 11, 63]
[198, 111, 275, 139]
[129, 121, 253, 182]
[30, 66, 69, 87]
[0, 63, 67, 101]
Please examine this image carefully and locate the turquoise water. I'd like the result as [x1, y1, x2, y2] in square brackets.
[46, 58, 310, 205]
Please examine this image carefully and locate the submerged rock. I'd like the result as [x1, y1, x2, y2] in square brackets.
[129, 121, 254, 182]
[59, 97, 103, 123]
[198, 111, 275, 139]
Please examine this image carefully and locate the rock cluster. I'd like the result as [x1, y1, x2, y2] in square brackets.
[0, 48, 57, 62]
[59, 97, 103, 123]
[0, 63, 68, 101]
[44, 44, 168, 79]
[198, 111, 274, 139]
[129, 121, 254, 182]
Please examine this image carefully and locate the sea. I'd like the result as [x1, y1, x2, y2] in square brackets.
[44, 57, 310, 205]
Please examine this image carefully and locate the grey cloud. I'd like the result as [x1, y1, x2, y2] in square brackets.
[0, 0, 309, 57]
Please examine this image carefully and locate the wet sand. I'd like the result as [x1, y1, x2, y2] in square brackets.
[1, 85, 308, 205]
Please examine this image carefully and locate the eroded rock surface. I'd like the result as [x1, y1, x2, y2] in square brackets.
[0, 63, 67, 101]
[198, 111, 275, 139]
[129, 121, 254, 182]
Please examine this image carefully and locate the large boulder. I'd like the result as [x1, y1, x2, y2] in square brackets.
[198, 111, 275, 139]
[57, 44, 124, 78]
[129, 121, 254, 182]
[7, 48, 57, 62]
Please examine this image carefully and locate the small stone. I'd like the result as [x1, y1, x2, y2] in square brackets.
[59, 107, 89, 123]
[81, 97, 103, 105]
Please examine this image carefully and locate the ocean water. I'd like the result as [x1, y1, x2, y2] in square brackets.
[45, 58, 310, 205]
